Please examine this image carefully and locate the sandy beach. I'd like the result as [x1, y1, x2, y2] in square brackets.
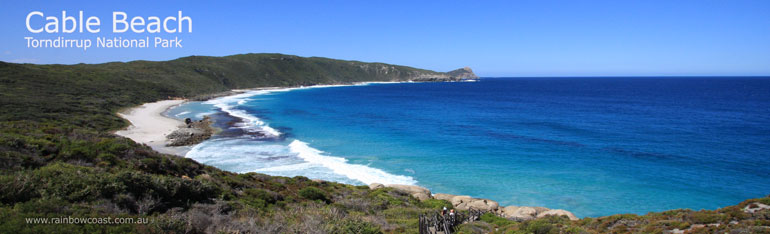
[114, 99, 191, 156]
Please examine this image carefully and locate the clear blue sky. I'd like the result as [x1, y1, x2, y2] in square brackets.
[1, 0, 769, 76]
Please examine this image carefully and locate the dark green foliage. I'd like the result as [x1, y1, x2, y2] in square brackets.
[419, 199, 453, 210]
[299, 187, 328, 202]
[326, 218, 383, 234]
[479, 212, 516, 227]
[0, 54, 447, 131]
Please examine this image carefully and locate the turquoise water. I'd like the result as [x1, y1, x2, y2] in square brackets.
[167, 78, 770, 217]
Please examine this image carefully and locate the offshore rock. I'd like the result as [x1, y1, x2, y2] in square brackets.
[166, 116, 214, 146]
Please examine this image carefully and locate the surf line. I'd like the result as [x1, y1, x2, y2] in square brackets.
[197, 82, 419, 185]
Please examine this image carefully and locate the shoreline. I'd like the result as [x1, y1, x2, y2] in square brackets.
[112, 81, 408, 156]
[114, 99, 192, 156]
[112, 80, 577, 219]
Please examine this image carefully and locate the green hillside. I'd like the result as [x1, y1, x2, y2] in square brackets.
[0, 53, 454, 131]
[0, 54, 768, 233]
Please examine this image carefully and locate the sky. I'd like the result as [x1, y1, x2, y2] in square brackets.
[1, 0, 769, 77]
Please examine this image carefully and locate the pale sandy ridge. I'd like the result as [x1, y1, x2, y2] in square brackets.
[114, 99, 190, 156]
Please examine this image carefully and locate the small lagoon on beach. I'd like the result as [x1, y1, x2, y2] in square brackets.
[166, 77, 770, 217]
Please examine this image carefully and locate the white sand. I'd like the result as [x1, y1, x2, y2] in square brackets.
[115, 100, 190, 156]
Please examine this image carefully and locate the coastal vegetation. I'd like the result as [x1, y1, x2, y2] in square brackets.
[0, 54, 768, 233]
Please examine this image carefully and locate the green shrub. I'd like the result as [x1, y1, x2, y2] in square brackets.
[455, 222, 493, 234]
[326, 218, 382, 234]
[299, 187, 328, 202]
[522, 219, 557, 234]
[688, 211, 721, 224]
[0, 172, 40, 204]
[419, 199, 453, 210]
[480, 212, 516, 227]
[240, 188, 282, 209]
[366, 188, 404, 207]
[757, 197, 770, 206]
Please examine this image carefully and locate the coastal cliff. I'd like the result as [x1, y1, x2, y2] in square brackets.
[446, 66, 480, 79]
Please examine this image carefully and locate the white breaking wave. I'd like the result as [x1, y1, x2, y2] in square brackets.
[191, 82, 417, 185]
[174, 111, 191, 117]
[194, 111, 218, 119]
[256, 162, 315, 172]
[204, 91, 282, 137]
[288, 140, 416, 185]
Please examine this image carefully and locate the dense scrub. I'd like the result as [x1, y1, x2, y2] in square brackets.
[0, 120, 445, 233]
[0, 53, 445, 131]
[0, 54, 768, 233]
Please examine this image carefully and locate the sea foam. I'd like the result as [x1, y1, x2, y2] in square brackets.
[288, 140, 416, 185]
[193, 82, 416, 185]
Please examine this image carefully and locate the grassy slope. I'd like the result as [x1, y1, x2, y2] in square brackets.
[0, 54, 768, 233]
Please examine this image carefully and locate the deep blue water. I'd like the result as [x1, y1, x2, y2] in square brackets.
[169, 77, 770, 217]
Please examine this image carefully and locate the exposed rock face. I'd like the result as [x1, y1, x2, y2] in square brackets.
[450, 196, 473, 207]
[370, 184, 433, 201]
[505, 207, 538, 220]
[368, 183, 385, 190]
[409, 67, 479, 82]
[498, 206, 579, 221]
[441, 195, 499, 212]
[468, 199, 499, 211]
[433, 193, 456, 201]
[412, 193, 431, 201]
[537, 209, 579, 221]
[744, 202, 770, 213]
[446, 66, 479, 79]
[533, 207, 551, 214]
[368, 183, 578, 220]
[166, 116, 214, 146]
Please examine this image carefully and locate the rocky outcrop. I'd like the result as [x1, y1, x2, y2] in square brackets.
[447, 196, 499, 212]
[368, 183, 385, 190]
[368, 183, 578, 221]
[446, 67, 479, 79]
[368, 184, 433, 201]
[433, 193, 456, 201]
[166, 116, 214, 146]
[383, 184, 432, 201]
[409, 67, 479, 82]
[537, 209, 579, 221]
[502, 206, 537, 220]
[498, 206, 579, 221]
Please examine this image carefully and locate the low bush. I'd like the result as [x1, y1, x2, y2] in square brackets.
[299, 187, 328, 202]
[419, 199, 453, 210]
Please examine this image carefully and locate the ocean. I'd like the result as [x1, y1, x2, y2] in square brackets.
[166, 77, 770, 217]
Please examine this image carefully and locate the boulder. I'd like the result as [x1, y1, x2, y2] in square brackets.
[509, 207, 537, 220]
[383, 184, 432, 201]
[533, 206, 550, 214]
[385, 184, 430, 195]
[368, 183, 384, 190]
[468, 199, 499, 211]
[433, 193, 456, 201]
[499, 206, 518, 216]
[449, 196, 499, 212]
[450, 196, 473, 206]
[412, 193, 431, 201]
[536, 209, 579, 221]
